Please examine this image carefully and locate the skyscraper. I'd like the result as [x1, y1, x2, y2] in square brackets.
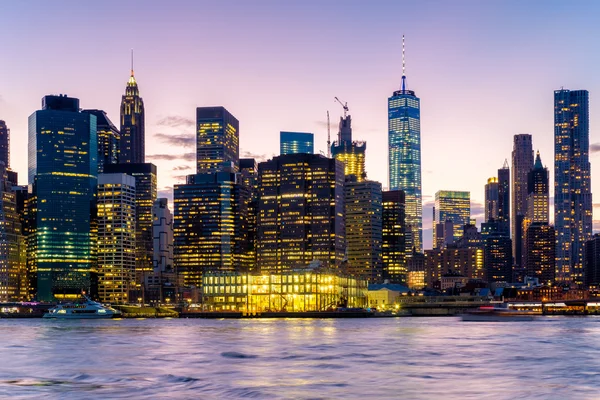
[153, 198, 174, 274]
[239, 158, 258, 269]
[82, 110, 120, 173]
[497, 160, 510, 234]
[511, 134, 533, 267]
[280, 131, 314, 155]
[28, 95, 98, 301]
[526, 151, 549, 224]
[433, 191, 470, 243]
[196, 107, 239, 174]
[484, 177, 499, 222]
[0, 120, 9, 169]
[331, 115, 366, 181]
[554, 89, 592, 284]
[119, 55, 145, 164]
[526, 223, 555, 285]
[388, 36, 422, 252]
[585, 234, 600, 288]
[484, 234, 512, 283]
[382, 190, 406, 283]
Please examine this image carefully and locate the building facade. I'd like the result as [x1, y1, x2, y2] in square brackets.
[331, 115, 366, 181]
[485, 177, 499, 222]
[82, 110, 120, 173]
[484, 234, 512, 283]
[119, 65, 145, 164]
[525, 223, 555, 286]
[196, 107, 239, 174]
[585, 234, 600, 288]
[512, 134, 533, 268]
[382, 190, 406, 283]
[280, 131, 314, 155]
[0, 120, 9, 169]
[497, 160, 510, 234]
[433, 190, 470, 244]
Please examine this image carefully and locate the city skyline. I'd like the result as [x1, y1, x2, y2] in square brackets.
[2, 1, 600, 249]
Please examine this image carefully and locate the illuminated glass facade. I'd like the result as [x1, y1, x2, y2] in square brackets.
[120, 69, 145, 164]
[97, 173, 136, 304]
[525, 223, 555, 286]
[433, 191, 470, 244]
[28, 95, 98, 301]
[382, 190, 406, 283]
[196, 107, 239, 174]
[388, 85, 421, 252]
[0, 120, 9, 169]
[280, 131, 314, 155]
[331, 116, 366, 181]
[554, 89, 592, 284]
[257, 154, 345, 273]
[511, 134, 533, 268]
[484, 177, 499, 222]
[82, 110, 120, 173]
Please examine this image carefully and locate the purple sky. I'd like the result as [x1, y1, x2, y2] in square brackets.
[2, 0, 600, 249]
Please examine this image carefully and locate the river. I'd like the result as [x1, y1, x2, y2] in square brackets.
[0, 317, 599, 399]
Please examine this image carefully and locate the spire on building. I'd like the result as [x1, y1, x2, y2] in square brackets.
[401, 35, 407, 93]
[502, 158, 509, 169]
[534, 150, 543, 169]
[128, 49, 137, 86]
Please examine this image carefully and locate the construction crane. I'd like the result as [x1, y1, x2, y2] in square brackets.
[327, 110, 331, 158]
[334, 97, 349, 118]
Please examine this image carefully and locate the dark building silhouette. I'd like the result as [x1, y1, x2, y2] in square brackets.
[0, 120, 9, 169]
[526, 223, 555, 285]
[585, 234, 600, 287]
[82, 110, 120, 173]
[497, 160, 510, 234]
[484, 234, 512, 283]
[382, 190, 406, 283]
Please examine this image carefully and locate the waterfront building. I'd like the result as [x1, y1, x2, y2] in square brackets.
[485, 177, 499, 222]
[256, 154, 345, 273]
[424, 246, 484, 288]
[512, 134, 533, 268]
[585, 234, 600, 288]
[484, 234, 512, 283]
[239, 158, 258, 270]
[82, 110, 120, 173]
[280, 131, 314, 155]
[174, 169, 251, 288]
[345, 178, 382, 282]
[526, 223, 555, 286]
[119, 57, 145, 164]
[96, 173, 136, 304]
[28, 95, 97, 301]
[146, 198, 177, 303]
[406, 250, 425, 290]
[331, 115, 366, 181]
[497, 160, 510, 234]
[554, 89, 592, 284]
[196, 106, 239, 174]
[433, 190, 470, 243]
[0, 120, 9, 170]
[382, 190, 406, 283]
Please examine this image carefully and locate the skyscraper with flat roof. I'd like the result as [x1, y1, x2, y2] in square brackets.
[497, 161, 510, 235]
[119, 57, 145, 164]
[433, 191, 470, 244]
[382, 190, 406, 283]
[196, 107, 239, 174]
[280, 131, 314, 155]
[0, 120, 9, 169]
[82, 110, 120, 173]
[512, 134, 533, 268]
[484, 177, 499, 222]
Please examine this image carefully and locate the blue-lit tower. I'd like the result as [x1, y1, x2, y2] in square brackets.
[280, 131, 314, 155]
[388, 36, 422, 252]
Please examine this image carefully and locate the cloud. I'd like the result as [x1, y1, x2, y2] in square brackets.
[156, 115, 195, 128]
[173, 165, 192, 171]
[241, 150, 273, 162]
[172, 175, 188, 182]
[147, 152, 196, 162]
[590, 143, 600, 153]
[154, 132, 195, 148]
[470, 201, 485, 217]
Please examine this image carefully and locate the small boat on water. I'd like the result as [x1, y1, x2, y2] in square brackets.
[461, 304, 536, 322]
[43, 296, 120, 319]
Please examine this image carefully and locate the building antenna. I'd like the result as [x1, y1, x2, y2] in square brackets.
[131, 49, 134, 76]
[327, 110, 331, 158]
[401, 35, 406, 93]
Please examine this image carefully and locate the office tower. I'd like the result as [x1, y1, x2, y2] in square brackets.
[104, 163, 157, 288]
[196, 107, 239, 174]
[585, 234, 600, 287]
[174, 170, 251, 287]
[331, 114, 366, 181]
[152, 198, 174, 274]
[525, 223, 555, 285]
[511, 134, 533, 267]
[424, 247, 484, 288]
[28, 95, 97, 301]
[485, 177, 499, 222]
[0, 120, 9, 169]
[256, 154, 345, 273]
[280, 131, 314, 155]
[484, 234, 512, 283]
[554, 89, 592, 284]
[433, 191, 470, 244]
[526, 151, 549, 224]
[96, 173, 136, 304]
[497, 161, 510, 234]
[345, 178, 383, 282]
[82, 110, 120, 173]
[13, 185, 36, 299]
[239, 158, 258, 269]
[406, 250, 425, 289]
[382, 190, 406, 283]
[119, 56, 145, 164]
[388, 36, 422, 252]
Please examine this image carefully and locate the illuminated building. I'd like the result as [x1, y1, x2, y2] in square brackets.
[82, 110, 120, 173]
[497, 160, 510, 234]
[345, 178, 382, 282]
[484, 177, 499, 222]
[196, 107, 239, 174]
[388, 36, 422, 252]
[526, 151, 549, 224]
[424, 247, 484, 288]
[525, 223, 555, 286]
[0, 120, 9, 170]
[96, 173, 136, 304]
[407, 250, 425, 290]
[585, 234, 600, 288]
[174, 170, 251, 288]
[433, 191, 470, 244]
[119, 57, 145, 164]
[382, 190, 406, 283]
[104, 163, 157, 290]
[28, 95, 97, 301]
[484, 234, 512, 283]
[13, 185, 36, 299]
[240, 158, 258, 270]
[201, 267, 367, 312]
[280, 131, 314, 155]
[331, 115, 366, 181]
[256, 154, 345, 273]
[554, 89, 592, 284]
[511, 134, 533, 268]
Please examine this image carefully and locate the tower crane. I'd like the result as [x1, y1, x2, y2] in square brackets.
[334, 97, 349, 118]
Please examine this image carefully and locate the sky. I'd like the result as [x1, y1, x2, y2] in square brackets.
[2, 0, 600, 250]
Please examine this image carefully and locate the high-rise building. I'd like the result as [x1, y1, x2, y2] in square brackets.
[174, 170, 251, 287]
[497, 161, 510, 234]
[484, 234, 512, 283]
[345, 178, 382, 282]
[554, 89, 592, 284]
[382, 190, 406, 283]
[331, 115, 366, 181]
[434, 220, 454, 249]
[82, 110, 120, 173]
[256, 154, 345, 273]
[196, 107, 239, 174]
[119, 57, 145, 164]
[525, 223, 555, 285]
[28, 95, 97, 301]
[511, 134, 533, 268]
[240, 158, 258, 270]
[152, 198, 174, 274]
[388, 36, 422, 252]
[484, 177, 499, 222]
[0, 120, 9, 169]
[433, 191, 470, 244]
[280, 131, 314, 155]
[526, 151, 549, 224]
[585, 234, 600, 288]
[425, 247, 484, 288]
[96, 173, 136, 304]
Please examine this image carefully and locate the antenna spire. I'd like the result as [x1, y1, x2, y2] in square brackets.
[131, 49, 134, 76]
[401, 35, 407, 93]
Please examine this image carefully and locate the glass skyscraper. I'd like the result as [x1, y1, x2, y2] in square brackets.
[511, 134, 533, 268]
[196, 107, 239, 174]
[28, 95, 98, 301]
[82, 110, 120, 173]
[280, 131, 314, 155]
[554, 89, 592, 284]
[433, 190, 470, 243]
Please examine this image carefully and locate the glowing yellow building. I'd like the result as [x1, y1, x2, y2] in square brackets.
[331, 115, 366, 181]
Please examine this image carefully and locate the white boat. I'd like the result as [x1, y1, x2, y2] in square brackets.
[43, 296, 120, 319]
[461, 305, 536, 322]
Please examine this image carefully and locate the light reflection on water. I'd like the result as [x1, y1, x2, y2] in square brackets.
[1, 317, 599, 399]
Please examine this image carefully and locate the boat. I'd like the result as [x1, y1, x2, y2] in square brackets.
[461, 304, 536, 322]
[43, 296, 121, 319]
